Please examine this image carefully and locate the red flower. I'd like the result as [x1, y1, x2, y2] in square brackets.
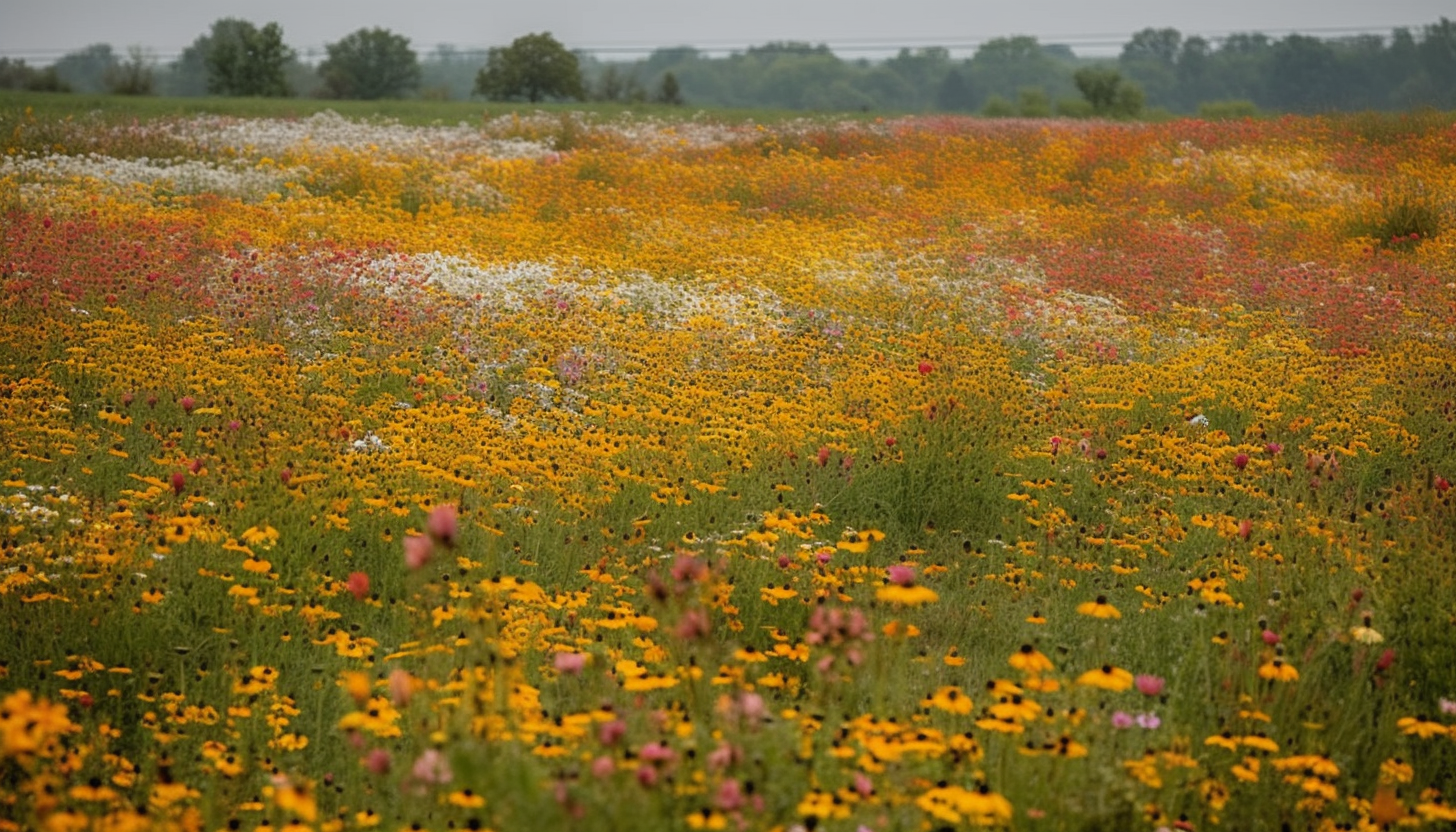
[1375, 648, 1395, 672]
[1233, 453, 1249, 470]
[917, 361, 933, 375]
[346, 571, 370, 600]
[171, 472, 186, 495]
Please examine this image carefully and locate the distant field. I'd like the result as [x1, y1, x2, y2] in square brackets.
[2, 103, 1455, 832]
[0, 89, 861, 127]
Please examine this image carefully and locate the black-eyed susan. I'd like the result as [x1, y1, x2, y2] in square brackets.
[447, 789, 486, 808]
[1008, 644, 1054, 674]
[1076, 665, 1134, 692]
[875, 584, 938, 605]
[1076, 595, 1121, 619]
[1257, 658, 1299, 682]
[924, 686, 973, 715]
[1396, 716, 1448, 739]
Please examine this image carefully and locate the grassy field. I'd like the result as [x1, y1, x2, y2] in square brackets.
[1, 101, 1455, 832]
[0, 89, 855, 129]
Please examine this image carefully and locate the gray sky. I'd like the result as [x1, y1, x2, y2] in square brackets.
[2, 0, 1450, 62]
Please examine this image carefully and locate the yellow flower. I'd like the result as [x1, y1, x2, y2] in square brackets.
[1380, 757, 1414, 784]
[1241, 734, 1281, 753]
[1076, 596, 1121, 619]
[1076, 665, 1133, 691]
[924, 686, 973, 715]
[1257, 659, 1299, 682]
[686, 809, 728, 829]
[1396, 717, 1448, 739]
[1008, 645, 1054, 673]
[875, 585, 938, 605]
[1350, 626, 1384, 644]
[447, 789, 486, 808]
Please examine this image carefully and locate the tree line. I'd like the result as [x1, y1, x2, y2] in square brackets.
[2, 17, 1452, 116]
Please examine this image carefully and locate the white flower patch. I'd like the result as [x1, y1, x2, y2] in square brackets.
[374, 253, 790, 332]
[0, 152, 304, 201]
[154, 110, 553, 160]
[350, 432, 392, 453]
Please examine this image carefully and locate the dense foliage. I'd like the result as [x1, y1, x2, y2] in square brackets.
[473, 32, 585, 103]
[1, 106, 1456, 832]
[21, 17, 1456, 113]
[318, 28, 421, 101]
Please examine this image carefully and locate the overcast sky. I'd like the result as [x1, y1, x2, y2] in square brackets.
[2, 0, 1450, 62]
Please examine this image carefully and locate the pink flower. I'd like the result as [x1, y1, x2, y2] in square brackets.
[554, 652, 587, 675]
[426, 504, 458, 547]
[403, 534, 433, 571]
[1233, 453, 1249, 470]
[179, 396, 196, 414]
[671, 554, 706, 584]
[280, 467, 292, 485]
[639, 742, 676, 764]
[346, 571, 370, 600]
[674, 608, 710, 641]
[1134, 674, 1165, 696]
[1137, 712, 1161, 729]
[599, 719, 627, 746]
[1438, 697, 1456, 715]
[706, 743, 740, 771]
[715, 779, 745, 811]
[1262, 629, 1280, 645]
[170, 472, 186, 495]
[816, 446, 831, 467]
[363, 749, 391, 775]
[410, 749, 453, 786]
[886, 565, 916, 587]
[1111, 711, 1135, 729]
[736, 692, 767, 723]
[590, 756, 615, 778]
[853, 772, 874, 798]
[1265, 442, 1283, 455]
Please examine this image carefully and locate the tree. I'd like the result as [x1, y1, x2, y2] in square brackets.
[934, 66, 975, 111]
[52, 44, 118, 94]
[1267, 35, 1341, 111]
[106, 47, 155, 95]
[590, 63, 645, 103]
[0, 58, 69, 92]
[968, 36, 1077, 109]
[320, 28, 420, 99]
[474, 32, 584, 102]
[1120, 27, 1182, 109]
[656, 72, 684, 105]
[189, 19, 293, 97]
[1074, 67, 1144, 118]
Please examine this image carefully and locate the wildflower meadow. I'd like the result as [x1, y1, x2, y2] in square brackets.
[2, 104, 1455, 832]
